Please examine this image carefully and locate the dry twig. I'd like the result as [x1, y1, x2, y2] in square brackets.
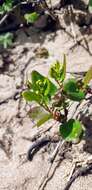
[64, 163, 92, 190]
[38, 146, 67, 190]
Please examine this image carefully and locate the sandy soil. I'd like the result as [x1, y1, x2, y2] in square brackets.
[0, 4, 92, 189]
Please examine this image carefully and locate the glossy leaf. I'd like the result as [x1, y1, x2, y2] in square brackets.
[44, 78, 57, 97]
[64, 79, 77, 92]
[67, 91, 85, 101]
[83, 67, 92, 87]
[31, 70, 57, 97]
[49, 60, 60, 80]
[49, 55, 66, 83]
[22, 90, 41, 103]
[24, 12, 39, 24]
[59, 119, 83, 142]
[31, 70, 44, 84]
[63, 79, 85, 101]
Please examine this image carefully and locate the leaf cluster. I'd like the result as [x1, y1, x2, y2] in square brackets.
[23, 55, 92, 142]
[24, 12, 39, 24]
[0, 0, 13, 15]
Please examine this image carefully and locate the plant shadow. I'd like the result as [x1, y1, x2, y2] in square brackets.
[77, 96, 92, 154]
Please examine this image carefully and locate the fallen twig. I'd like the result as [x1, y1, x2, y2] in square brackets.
[49, 140, 65, 163]
[68, 5, 77, 44]
[38, 147, 67, 190]
[67, 71, 86, 76]
[67, 162, 76, 182]
[69, 34, 92, 55]
[64, 163, 92, 190]
[39, 158, 62, 190]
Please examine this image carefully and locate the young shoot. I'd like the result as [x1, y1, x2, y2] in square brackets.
[22, 55, 92, 143]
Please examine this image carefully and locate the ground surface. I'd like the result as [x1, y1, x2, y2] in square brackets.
[0, 2, 92, 189]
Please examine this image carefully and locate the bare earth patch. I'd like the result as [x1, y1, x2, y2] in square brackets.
[0, 18, 92, 190]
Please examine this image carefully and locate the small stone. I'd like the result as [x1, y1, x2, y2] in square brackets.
[34, 47, 49, 58]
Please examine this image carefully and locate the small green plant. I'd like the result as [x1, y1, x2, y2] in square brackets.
[0, 0, 91, 49]
[22, 55, 92, 142]
[24, 12, 40, 24]
[0, 32, 13, 48]
[0, 0, 13, 15]
[0, 0, 56, 48]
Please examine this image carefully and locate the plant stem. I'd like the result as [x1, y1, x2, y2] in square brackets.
[39, 102, 53, 115]
[55, 79, 63, 89]
[40, 0, 57, 20]
[44, 103, 53, 114]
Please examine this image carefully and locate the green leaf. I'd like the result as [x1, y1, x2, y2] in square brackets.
[31, 70, 45, 88]
[63, 79, 85, 101]
[28, 106, 52, 127]
[44, 78, 57, 97]
[59, 119, 84, 142]
[0, 33, 13, 48]
[64, 79, 77, 92]
[36, 113, 52, 127]
[89, 0, 92, 12]
[49, 60, 60, 80]
[31, 70, 57, 97]
[83, 67, 92, 87]
[0, 0, 13, 14]
[49, 55, 66, 83]
[24, 12, 39, 24]
[67, 91, 85, 101]
[22, 90, 41, 104]
[25, 67, 65, 106]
